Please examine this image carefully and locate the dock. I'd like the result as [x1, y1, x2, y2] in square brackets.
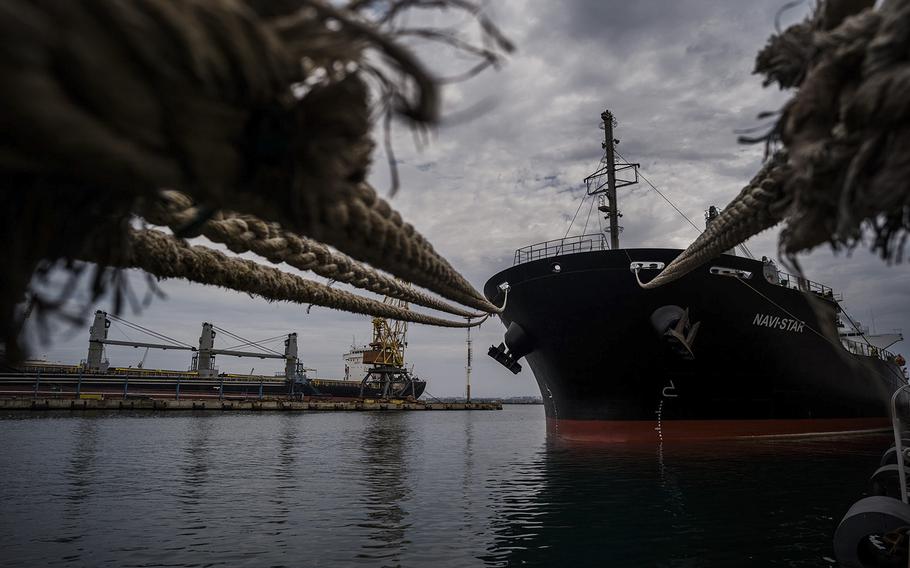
[0, 397, 502, 412]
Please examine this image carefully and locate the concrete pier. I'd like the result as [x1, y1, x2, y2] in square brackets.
[0, 396, 502, 412]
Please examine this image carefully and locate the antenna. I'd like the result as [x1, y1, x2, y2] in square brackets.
[583, 110, 639, 249]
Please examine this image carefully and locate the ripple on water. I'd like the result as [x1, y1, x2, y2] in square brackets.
[0, 408, 889, 567]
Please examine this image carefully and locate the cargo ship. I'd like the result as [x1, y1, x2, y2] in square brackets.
[0, 310, 426, 401]
[484, 110, 907, 442]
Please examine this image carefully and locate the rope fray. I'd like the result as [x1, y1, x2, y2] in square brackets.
[0, 0, 513, 361]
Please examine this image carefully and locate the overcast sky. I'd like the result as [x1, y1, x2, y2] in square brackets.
[25, 0, 908, 398]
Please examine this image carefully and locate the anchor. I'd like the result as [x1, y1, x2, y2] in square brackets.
[650, 305, 700, 360]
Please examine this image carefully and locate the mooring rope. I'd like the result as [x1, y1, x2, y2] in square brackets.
[0, 0, 511, 361]
[280, 182, 501, 314]
[638, 153, 791, 289]
[80, 229, 492, 329]
[141, 191, 492, 318]
[639, 0, 910, 289]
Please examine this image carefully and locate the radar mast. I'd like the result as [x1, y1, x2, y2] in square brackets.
[583, 110, 640, 249]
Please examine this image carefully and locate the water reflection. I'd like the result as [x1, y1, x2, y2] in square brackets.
[60, 417, 99, 545]
[268, 413, 296, 549]
[0, 408, 890, 567]
[178, 416, 211, 536]
[483, 436, 887, 567]
[356, 413, 412, 564]
[460, 413, 477, 533]
[65, 417, 98, 512]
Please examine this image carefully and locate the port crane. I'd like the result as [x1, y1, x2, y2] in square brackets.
[85, 310, 315, 393]
[369, 296, 408, 367]
[357, 293, 421, 399]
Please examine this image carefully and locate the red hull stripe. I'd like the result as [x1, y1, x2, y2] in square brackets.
[547, 417, 891, 443]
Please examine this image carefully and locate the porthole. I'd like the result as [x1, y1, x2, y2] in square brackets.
[551, 263, 562, 273]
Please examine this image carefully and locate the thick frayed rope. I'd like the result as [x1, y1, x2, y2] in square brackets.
[0, 0, 510, 361]
[639, 154, 791, 289]
[141, 190, 492, 318]
[640, 0, 910, 290]
[79, 229, 490, 329]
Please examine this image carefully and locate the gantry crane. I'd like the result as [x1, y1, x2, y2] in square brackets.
[369, 296, 408, 367]
[358, 292, 420, 399]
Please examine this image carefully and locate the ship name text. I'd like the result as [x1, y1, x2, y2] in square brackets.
[752, 313, 805, 333]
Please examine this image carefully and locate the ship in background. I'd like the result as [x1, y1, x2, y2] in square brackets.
[0, 302, 426, 401]
[484, 110, 907, 442]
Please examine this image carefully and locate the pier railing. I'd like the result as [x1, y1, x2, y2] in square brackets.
[513, 234, 608, 265]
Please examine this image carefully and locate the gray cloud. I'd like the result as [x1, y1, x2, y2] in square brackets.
[26, 1, 908, 397]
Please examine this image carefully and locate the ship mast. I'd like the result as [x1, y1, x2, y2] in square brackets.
[602, 110, 620, 250]
[583, 110, 640, 249]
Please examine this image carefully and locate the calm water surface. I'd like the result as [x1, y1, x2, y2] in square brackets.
[0, 406, 889, 567]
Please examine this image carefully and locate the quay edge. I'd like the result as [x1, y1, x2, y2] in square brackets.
[0, 397, 502, 412]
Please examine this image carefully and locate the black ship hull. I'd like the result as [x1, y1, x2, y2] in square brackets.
[484, 248, 905, 442]
[0, 371, 426, 401]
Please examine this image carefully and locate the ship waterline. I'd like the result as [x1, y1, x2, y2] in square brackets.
[547, 417, 892, 443]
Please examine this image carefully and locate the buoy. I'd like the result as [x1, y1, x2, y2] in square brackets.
[834, 496, 910, 567]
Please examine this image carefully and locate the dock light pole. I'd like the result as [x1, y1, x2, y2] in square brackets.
[466, 322, 473, 403]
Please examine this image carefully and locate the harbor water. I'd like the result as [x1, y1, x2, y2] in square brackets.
[0, 405, 890, 567]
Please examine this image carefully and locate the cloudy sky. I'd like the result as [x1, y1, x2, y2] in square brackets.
[25, 0, 908, 398]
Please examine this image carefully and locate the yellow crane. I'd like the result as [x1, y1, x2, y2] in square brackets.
[369, 296, 408, 368]
[357, 289, 422, 400]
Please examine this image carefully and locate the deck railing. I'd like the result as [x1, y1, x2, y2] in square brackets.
[841, 337, 897, 363]
[773, 270, 841, 301]
[513, 234, 608, 265]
